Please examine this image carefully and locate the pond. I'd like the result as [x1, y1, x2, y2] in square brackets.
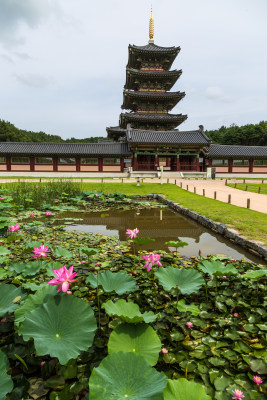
[62, 206, 265, 264]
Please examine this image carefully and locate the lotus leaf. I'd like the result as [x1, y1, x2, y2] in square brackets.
[0, 350, 13, 400]
[0, 283, 26, 317]
[89, 351, 167, 399]
[102, 299, 158, 323]
[154, 267, 204, 294]
[165, 240, 188, 248]
[176, 300, 200, 316]
[0, 247, 10, 256]
[21, 260, 43, 277]
[86, 270, 136, 295]
[54, 247, 73, 258]
[197, 260, 238, 276]
[19, 295, 97, 365]
[163, 378, 211, 400]
[108, 323, 161, 366]
[80, 247, 99, 256]
[133, 237, 155, 245]
[15, 285, 57, 326]
[8, 262, 28, 274]
[242, 270, 267, 279]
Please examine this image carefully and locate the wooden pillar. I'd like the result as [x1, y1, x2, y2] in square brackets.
[30, 156, 35, 172]
[99, 158, 103, 172]
[196, 156, 200, 172]
[249, 159, 253, 173]
[53, 157, 58, 172]
[208, 159, 212, 167]
[120, 158, 124, 172]
[133, 154, 138, 171]
[176, 155, 180, 171]
[166, 157, 171, 168]
[228, 159, 233, 173]
[6, 156, 11, 171]
[154, 154, 159, 171]
[76, 157, 80, 172]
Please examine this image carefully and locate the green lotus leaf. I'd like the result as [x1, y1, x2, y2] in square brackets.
[80, 247, 99, 256]
[132, 237, 155, 246]
[102, 299, 159, 323]
[89, 351, 167, 399]
[154, 267, 204, 294]
[176, 300, 200, 316]
[0, 283, 26, 317]
[19, 295, 97, 365]
[21, 282, 47, 291]
[0, 269, 13, 280]
[0, 350, 13, 400]
[54, 247, 73, 258]
[163, 378, 211, 400]
[197, 260, 238, 276]
[7, 262, 26, 274]
[15, 285, 58, 326]
[21, 260, 43, 277]
[165, 240, 188, 248]
[108, 323, 161, 366]
[0, 247, 11, 256]
[86, 270, 136, 295]
[242, 270, 267, 279]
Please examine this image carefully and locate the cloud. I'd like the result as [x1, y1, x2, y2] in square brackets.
[15, 73, 51, 88]
[205, 86, 233, 103]
[0, 0, 57, 46]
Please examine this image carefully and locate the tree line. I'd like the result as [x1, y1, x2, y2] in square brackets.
[1, 119, 266, 146]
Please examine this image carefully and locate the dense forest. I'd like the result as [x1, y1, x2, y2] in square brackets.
[0, 119, 267, 146]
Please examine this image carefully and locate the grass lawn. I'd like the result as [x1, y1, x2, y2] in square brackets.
[82, 182, 267, 245]
[228, 182, 267, 195]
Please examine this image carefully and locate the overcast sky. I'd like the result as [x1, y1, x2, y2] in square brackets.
[0, 0, 266, 139]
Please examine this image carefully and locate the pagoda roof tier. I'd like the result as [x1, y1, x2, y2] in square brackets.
[125, 68, 182, 91]
[122, 90, 185, 111]
[127, 43, 180, 70]
[126, 129, 211, 146]
[106, 126, 127, 140]
[120, 112, 187, 130]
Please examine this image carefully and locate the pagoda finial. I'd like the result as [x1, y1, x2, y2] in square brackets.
[149, 6, 154, 43]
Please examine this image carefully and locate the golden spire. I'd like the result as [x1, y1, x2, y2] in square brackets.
[149, 6, 154, 43]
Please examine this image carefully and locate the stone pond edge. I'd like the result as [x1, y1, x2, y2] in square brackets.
[131, 194, 267, 261]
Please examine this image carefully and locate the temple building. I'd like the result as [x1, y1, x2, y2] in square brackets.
[0, 10, 267, 174]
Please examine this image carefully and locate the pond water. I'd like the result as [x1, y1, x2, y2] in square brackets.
[62, 207, 265, 264]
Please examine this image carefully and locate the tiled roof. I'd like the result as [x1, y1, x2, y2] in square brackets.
[126, 129, 211, 145]
[129, 43, 180, 53]
[126, 68, 182, 77]
[123, 90, 185, 99]
[120, 112, 187, 122]
[0, 142, 131, 156]
[204, 144, 267, 158]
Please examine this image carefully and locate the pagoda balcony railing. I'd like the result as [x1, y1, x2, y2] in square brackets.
[180, 163, 197, 171]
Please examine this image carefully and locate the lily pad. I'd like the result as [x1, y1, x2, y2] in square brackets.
[102, 299, 158, 323]
[15, 285, 58, 326]
[0, 283, 26, 317]
[163, 378, 211, 400]
[242, 270, 267, 279]
[80, 247, 99, 256]
[19, 295, 97, 365]
[0, 247, 11, 256]
[0, 350, 13, 400]
[54, 247, 73, 258]
[86, 270, 136, 295]
[176, 300, 200, 316]
[154, 267, 204, 294]
[89, 351, 167, 399]
[108, 323, 161, 366]
[133, 237, 155, 246]
[197, 260, 238, 276]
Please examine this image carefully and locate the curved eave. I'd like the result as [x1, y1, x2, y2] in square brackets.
[125, 68, 182, 90]
[120, 113, 187, 129]
[122, 90, 185, 111]
[127, 44, 180, 70]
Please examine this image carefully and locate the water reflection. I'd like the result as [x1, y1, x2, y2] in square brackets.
[63, 207, 265, 264]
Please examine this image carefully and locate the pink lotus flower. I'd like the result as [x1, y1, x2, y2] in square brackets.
[9, 224, 20, 232]
[142, 253, 162, 272]
[45, 211, 52, 216]
[81, 261, 86, 264]
[222, 275, 227, 279]
[47, 265, 77, 293]
[230, 258, 235, 262]
[162, 348, 168, 354]
[54, 200, 58, 203]
[0, 196, 4, 199]
[32, 244, 48, 259]
[232, 389, 245, 399]
[30, 213, 35, 217]
[186, 321, 193, 328]
[35, 185, 39, 188]
[253, 376, 263, 386]
[126, 228, 139, 239]
[234, 313, 239, 317]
